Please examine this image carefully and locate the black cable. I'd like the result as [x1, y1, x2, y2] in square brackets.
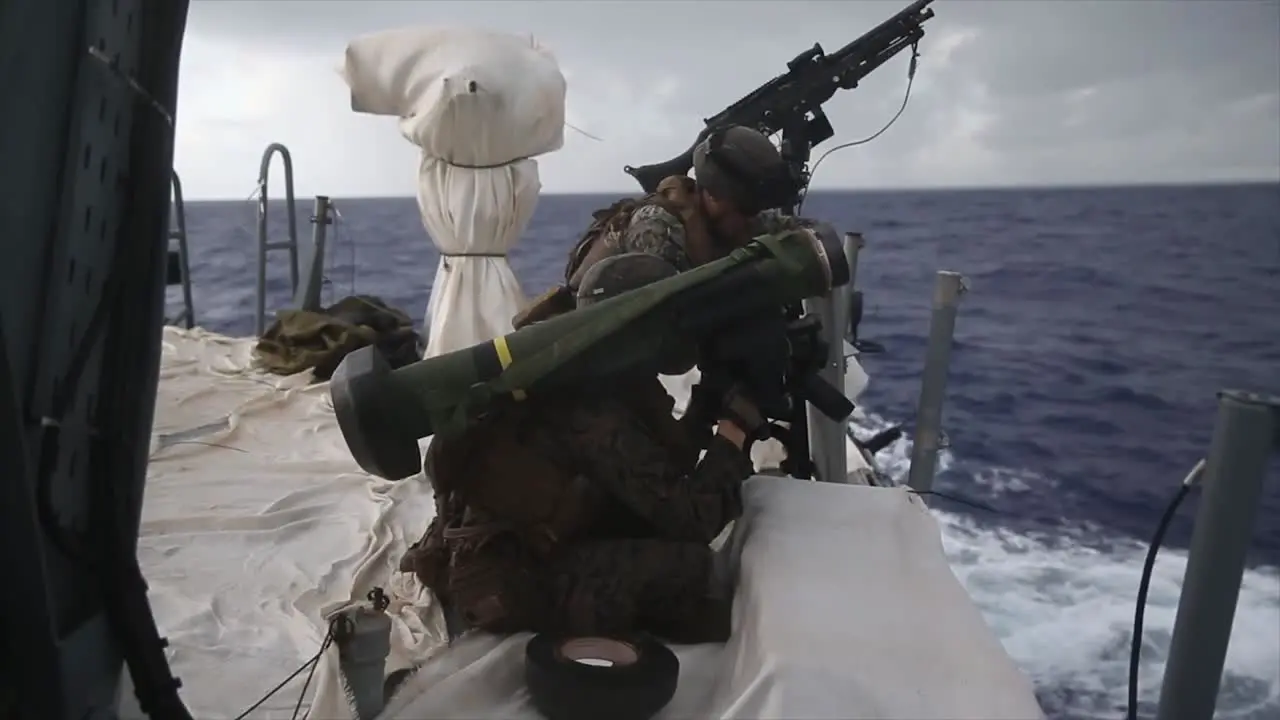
[1126, 482, 1195, 720]
[290, 628, 330, 720]
[797, 44, 920, 215]
[906, 488, 999, 515]
[233, 623, 336, 720]
[846, 423, 996, 513]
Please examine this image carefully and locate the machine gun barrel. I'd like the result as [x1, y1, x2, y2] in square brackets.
[833, 0, 936, 68]
[623, 0, 936, 194]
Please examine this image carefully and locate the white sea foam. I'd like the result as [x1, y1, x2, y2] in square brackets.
[852, 407, 1280, 718]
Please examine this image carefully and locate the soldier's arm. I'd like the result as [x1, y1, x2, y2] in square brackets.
[557, 397, 754, 544]
[605, 204, 694, 272]
[673, 384, 721, 462]
[750, 208, 820, 236]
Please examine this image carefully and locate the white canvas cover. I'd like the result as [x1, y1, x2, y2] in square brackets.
[133, 328, 1042, 720]
[340, 28, 567, 357]
[379, 480, 1046, 720]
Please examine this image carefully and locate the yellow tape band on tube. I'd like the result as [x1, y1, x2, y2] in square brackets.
[492, 335, 527, 401]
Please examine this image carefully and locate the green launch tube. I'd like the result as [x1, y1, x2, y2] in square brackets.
[330, 224, 849, 480]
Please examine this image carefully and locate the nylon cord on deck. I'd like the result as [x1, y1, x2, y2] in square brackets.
[232, 621, 336, 720]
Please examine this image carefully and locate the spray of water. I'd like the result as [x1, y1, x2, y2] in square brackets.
[851, 406, 1280, 719]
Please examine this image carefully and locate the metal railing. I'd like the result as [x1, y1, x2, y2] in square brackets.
[906, 270, 966, 492]
[254, 142, 301, 335]
[167, 169, 194, 328]
[170, 143, 336, 334]
[294, 195, 334, 313]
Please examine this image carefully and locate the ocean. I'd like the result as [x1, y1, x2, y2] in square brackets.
[171, 183, 1280, 718]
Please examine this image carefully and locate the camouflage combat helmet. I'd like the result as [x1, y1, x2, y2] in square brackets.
[692, 125, 791, 214]
[575, 253, 696, 375]
[574, 252, 680, 307]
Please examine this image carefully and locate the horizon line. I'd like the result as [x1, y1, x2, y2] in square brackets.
[180, 177, 1280, 202]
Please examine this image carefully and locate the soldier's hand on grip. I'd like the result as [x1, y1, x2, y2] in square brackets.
[718, 385, 768, 447]
[685, 382, 723, 429]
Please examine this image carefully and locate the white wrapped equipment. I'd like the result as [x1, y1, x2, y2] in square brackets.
[341, 27, 566, 165]
[341, 28, 567, 357]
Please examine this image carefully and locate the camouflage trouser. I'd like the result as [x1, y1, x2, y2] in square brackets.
[546, 538, 732, 644]
[438, 535, 732, 645]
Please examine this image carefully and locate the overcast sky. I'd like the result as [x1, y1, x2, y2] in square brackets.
[175, 0, 1280, 199]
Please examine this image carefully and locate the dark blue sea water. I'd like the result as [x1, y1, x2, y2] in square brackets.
[171, 183, 1280, 717]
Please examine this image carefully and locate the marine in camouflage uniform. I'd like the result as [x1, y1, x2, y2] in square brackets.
[598, 124, 819, 274]
[424, 378, 758, 643]
[399, 125, 800, 645]
[513, 125, 818, 329]
[607, 205, 817, 273]
[402, 254, 766, 645]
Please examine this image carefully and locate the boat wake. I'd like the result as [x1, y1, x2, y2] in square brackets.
[850, 408, 1280, 719]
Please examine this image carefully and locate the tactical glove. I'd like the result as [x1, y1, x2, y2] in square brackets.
[684, 382, 722, 428]
[719, 385, 769, 444]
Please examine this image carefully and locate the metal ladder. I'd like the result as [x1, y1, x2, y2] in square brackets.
[254, 142, 300, 336]
[166, 169, 194, 328]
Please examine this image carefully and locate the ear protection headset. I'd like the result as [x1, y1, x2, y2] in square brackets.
[698, 127, 799, 212]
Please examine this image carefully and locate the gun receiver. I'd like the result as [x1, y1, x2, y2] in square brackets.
[623, 0, 936, 206]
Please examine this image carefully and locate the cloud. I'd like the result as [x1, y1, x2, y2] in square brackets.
[174, 0, 1280, 199]
[175, 33, 417, 200]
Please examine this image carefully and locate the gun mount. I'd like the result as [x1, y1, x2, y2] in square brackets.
[623, 0, 937, 211]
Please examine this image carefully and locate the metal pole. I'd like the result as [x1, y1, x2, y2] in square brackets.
[799, 232, 867, 484]
[255, 183, 268, 336]
[843, 231, 865, 351]
[906, 271, 966, 493]
[254, 143, 299, 335]
[805, 290, 848, 485]
[1155, 390, 1278, 720]
[294, 196, 332, 312]
[170, 169, 194, 328]
[844, 231, 864, 294]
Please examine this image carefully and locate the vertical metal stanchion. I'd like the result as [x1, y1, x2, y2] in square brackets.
[842, 231, 865, 353]
[169, 169, 195, 328]
[802, 231, 865, 484]
[1155, 390, 1278, 720]
[294, 196, 333, 312]
[844, 232, 864, 303]
[254, 142, 299, 335]
[805, 291, 848, 484]
[905, 271, 966, 493]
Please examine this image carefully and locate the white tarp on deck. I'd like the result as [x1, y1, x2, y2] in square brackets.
[381, 478, 1046, 720]
[134, 328, 1043, 720]
[340, 27, 567, 357]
